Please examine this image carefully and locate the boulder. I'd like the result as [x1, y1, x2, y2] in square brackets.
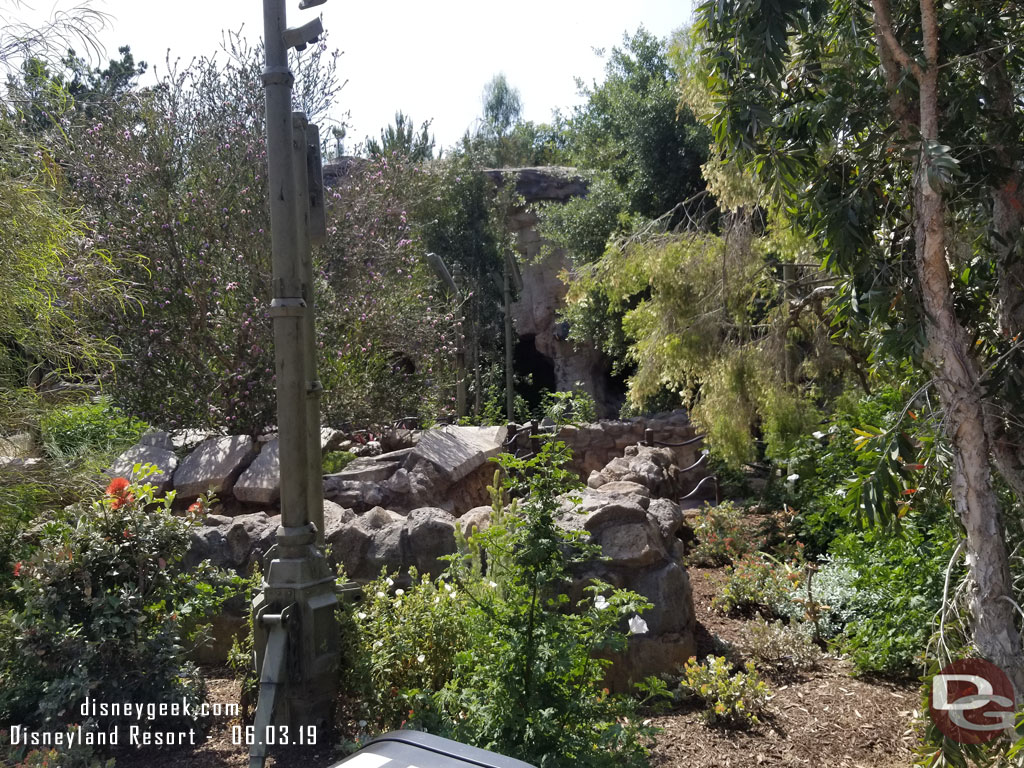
[225, 512, 276, 566]
[106, 443, 179, 490]
[323, 477, 386, 511]
[593, 520, 668, 568]
[632, 562, 694, 635]
[647, 497, 685, 540]
[174, 435, 257, 498]
[459, 506, 492, 538]
[412, 425, 507, 483]
[0, 432, 36, 457]
[404, 507, 458, 574]
[139, 430, 175, 452]
[233, 438, 280, 505]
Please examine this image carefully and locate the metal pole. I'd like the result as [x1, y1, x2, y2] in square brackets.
[292, 112, 325, 544]
[504, 265, 514, 421]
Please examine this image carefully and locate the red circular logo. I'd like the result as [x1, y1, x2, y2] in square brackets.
[929, 658, 1015, 743]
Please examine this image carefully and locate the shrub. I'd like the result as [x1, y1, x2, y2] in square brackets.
[687, 501, 760, 566]
[322, 450, 356, 474]
[679, 655, 770, 727]
[740, 618, 821, 673]
[38, 395, 148, 459]
[711, 553, 802, 616]
[0, 466, 237, 759]
[540, 386, 597, 426]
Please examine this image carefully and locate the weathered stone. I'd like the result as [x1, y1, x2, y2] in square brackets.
[139, 430, 174, 452]
[364, 522, 405, 576]
[336, 457, 402, 483]
[632, 562, 694, 635]
[105, 443, 179, 489]
[459, 506, 492, 538]
[322, 499, 355, 538]
[384, 467, 412, 495]
[0, 457, 44, 471]
[602, 633, 696, 694]
[226, 512, 276, 566]
[583, 500, 649, 532]
[186, 526, 227, 570]
[204, 513, 233, 526]
[323, 477, 385, 511]
[412, 425, 507, 483]
[233, 438, 281, 504]
[404, 507, 458, 576]
[647, 498, 684, 540]
[327, 519, 370, 579]
[597, 480, 651, 499]
[587, 470, 607, 489]
[594, 520, 667, 568]
[174, 435, 257, 498]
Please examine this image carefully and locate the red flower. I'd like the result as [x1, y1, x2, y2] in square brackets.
[106, 477, 130, 497]
[13, 562, 22, 577]
[188, 500, 204, 514]
[106, 477, 134, 509]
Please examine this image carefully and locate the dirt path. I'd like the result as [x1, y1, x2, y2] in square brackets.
[646, 567, 919, 768]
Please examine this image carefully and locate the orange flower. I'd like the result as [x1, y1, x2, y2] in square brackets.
[188, 500, 204, 514]
[13, 561, 22, 577]
[106, 477, 134, 509]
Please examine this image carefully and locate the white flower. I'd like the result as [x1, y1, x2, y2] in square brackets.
[395, 588, 405, 596]
[594, 595, 609, 610]
[628, 615, 649, 635]
[356, 611, 367, 620]
[376, 591, 386, 598]
[434, 596, 440, 603]
[488, 580, 498, 588]
[450, 591, 457, 599]
[386, 577, 394, 587]
[812, 431, 825, 439]
[417, 654, 425, 663]
[373, 640, 383, 648]
[786, 473, 800, 483]
[443, 583, 452, 592]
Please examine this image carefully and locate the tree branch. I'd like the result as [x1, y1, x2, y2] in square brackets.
[871, 0, 923, 81]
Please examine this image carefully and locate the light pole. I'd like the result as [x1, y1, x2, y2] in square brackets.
[249, 1, 337, 766]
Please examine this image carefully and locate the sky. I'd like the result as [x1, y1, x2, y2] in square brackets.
[16, 0, 694, 152]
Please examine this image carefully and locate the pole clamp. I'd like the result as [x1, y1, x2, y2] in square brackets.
[262, 67, 295, 87]
[269, 298, 306, 317]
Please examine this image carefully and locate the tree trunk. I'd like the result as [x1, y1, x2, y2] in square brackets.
[911, 0, 1024, 697]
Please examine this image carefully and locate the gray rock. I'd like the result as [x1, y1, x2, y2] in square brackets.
[234, 438, 280, 505]
[322, 500, 355, 539]
[632, 562, 694, 635]
[226, 512, 276, 566]
[587, 470, 607, 489]
[583, 500, 649, 532]
[334, 456, 402, 483]
[0, 457, 44, 471]
[647, 498, 684, 540]
[593, 520, 667, 568]
[106, 444, 179, 490]
[598, 480, 651, 499]
[358, 506, 406, 530]
[459, 506, 492, 538]
[327, 519, 370, 579]
[323, 477, 385, 511]
[174, 435, 257, 498]
[404, 507, 458, 575]
[412, 425, 507, 483]
[384, 467, 412, 494]
[139, 430, 174, 452]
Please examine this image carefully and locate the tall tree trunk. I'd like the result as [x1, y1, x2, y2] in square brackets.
[910, 0, 1024, 697]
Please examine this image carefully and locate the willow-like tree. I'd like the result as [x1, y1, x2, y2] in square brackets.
[696, 0, 1024, 696]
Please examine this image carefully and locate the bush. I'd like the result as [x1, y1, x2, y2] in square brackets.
[711, 552, 802, 617]
[0, 466, 237, 762]
[540, 386, 597, 426]
[740, 618, 821, 673]
[679, 656, 770, 727]
[38, 396, 148, 459]
[322, 450, 356, 474]
[687, 501, 761, 566]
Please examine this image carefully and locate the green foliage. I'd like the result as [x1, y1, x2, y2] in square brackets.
[38, 396, 147, 459]
[0, 467, 236, 746]
[226, 563, 262, 723]
[365, 111, 435, 162]
[687, 501, 760, 566]
[539, 386, 596, 427]
[740, 618, 821, 673]
[322, 450, 356, 474]
[679, 656, 770, 727]
[711, 552, 802, 617]
[339, 443, 657, 768]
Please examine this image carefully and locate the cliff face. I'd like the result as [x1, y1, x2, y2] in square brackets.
[485, 167, 621, 418]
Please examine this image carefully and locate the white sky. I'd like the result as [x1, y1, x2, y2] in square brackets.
[19, 0, 694, 152]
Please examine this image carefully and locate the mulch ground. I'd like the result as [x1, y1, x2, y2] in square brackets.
[113, 567, 920, 768]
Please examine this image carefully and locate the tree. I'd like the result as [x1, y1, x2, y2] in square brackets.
[365, 110, 435, 162]
[481, 73, 522, 141]
[696, 0, 1024, 697]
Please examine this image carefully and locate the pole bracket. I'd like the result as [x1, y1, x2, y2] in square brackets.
[269, 297, 306, 317]
[261, 67, 295, 87]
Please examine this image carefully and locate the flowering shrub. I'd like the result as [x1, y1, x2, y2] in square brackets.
[687, 501, 761, 566]
[712, 552, 803, 617]
[0, 465, 237, 761]
[680, 656, 770, 727]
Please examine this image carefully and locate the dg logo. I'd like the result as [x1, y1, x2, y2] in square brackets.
[929, 658, 1016, 744]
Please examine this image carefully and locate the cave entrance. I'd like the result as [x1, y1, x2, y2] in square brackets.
[513, 334, 556, 416]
